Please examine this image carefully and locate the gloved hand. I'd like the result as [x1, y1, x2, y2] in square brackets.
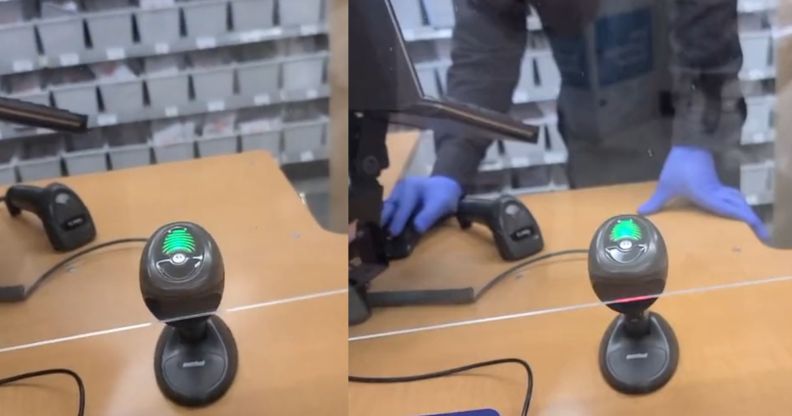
[381, 176, 463, 236]
[638, 146, 770, 242]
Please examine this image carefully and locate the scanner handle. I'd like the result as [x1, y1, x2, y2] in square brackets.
[5, 185, 46, 217]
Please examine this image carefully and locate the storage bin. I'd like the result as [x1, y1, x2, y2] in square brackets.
[153, 139, 195, 163]
[423, 0, 454, 27]
[38, 17, 86, 56]
[182, 1, 228, 38]
[230, 0, 274, 31]
[17, 137, 63, 182]
[86, 9, 135, 50]
[282, 120, 324, 154]
[282, 54, 325, 91]
[240, 129, 281, 156]
[535, 53, 561, 96]
[197, 134, 238, 157]
[192, 66, 235, 101]
[416, 65, 439, 98]
[52, 83, 100, 114]
[99, 79, 145, 113]
[136, 6, 181, 44]
[279, 0, 322, 26]
[237, 60, 280, 96]
[0, 25, 38, 64]
[390, 0, 424, 30]
[741, 161, 774, 199]
[146, 73, 192, 108]
[63, 147, 108, 175]
[0, 141, 18, 185]
[9, 90, 51, 107]
[742, 95, 774, 142]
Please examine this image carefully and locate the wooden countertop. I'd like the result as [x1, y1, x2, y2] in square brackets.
[0, 152, 345, 349]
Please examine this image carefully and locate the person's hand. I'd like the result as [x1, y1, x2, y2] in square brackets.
[638, 146, 770, 241]
[381, 176, 463, 236]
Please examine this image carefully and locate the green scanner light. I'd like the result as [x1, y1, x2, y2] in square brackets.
[162, 227, 197, 255]
[610, 219, 642, 242]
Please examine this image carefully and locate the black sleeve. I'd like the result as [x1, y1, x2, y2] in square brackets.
[667, 0, 746, 151]
[431, 0, 528, 188]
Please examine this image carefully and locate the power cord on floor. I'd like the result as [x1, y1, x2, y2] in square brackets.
[20, 238, 148, 301]
[350, 358, 534, 416]
[0, 368, 85, 416]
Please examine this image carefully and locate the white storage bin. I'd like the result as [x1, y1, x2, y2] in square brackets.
[230, 0, 274, 31]
[99, 79, 145, 113]
[52, 83, 100, 114]
[183, 1, 228, 37]
[10, 91, 51, 107]
[741, 161, 774, 198]
[0, 161, 15, 184]
[535, 53, 561, 96]
[740, 32, 771, 74]
[146, 73, 191, 108]
[279, 0, 322, 26]
[63, 147, 108, 175]
[0, 142, 17, 185]
[17, 135, 63, 181]
[192, 67, 235, 101]
[416, 65, 439, 98]
[237, 60, 280, 95]
[240, 129, 281, 155]
[38, 17, 86, 56]
[743, 96, 774, 142]
[514, 55, 536, 102]
[282, 120, 325, 154]
[390, 0, 424, 30]
[197, 134, 238, 157]
[437, 63, 451, 93]
[17, 157, 63, 182]
[86, 10, 135, 50]
[282, 55, 325, 91]
[153, 139, 195, 163]
[0, 25, 39, 64]
[136, 6, 181, 43]
[109, 143, 151, 169]
[423, 0, 454, 27]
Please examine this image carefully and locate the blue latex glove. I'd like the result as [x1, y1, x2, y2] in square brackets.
[381, 176, 463, 236]
[638, 146, 770, 242]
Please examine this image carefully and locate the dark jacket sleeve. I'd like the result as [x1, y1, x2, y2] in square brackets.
[667, 0, 746, 151]
[431, 0, 528, 188]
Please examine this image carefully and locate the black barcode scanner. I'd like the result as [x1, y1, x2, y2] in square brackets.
[457, 195, 544, 261]
[589, 215, 678, 394]
[140, 222, 237, 407]
[4, 183, 96, 252]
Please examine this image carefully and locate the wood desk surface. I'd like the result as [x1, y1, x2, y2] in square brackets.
[349, 277, 792, 416]
[351, 182, 792, 338]
[0, 152, 345, 349]
[351, 133, 792, 415]
[0, 293, 347, 415]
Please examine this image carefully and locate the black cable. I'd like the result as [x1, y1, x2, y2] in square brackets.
[475, 249, 588, 301]
[350, 358, 534, 416]
[23, 238, 148, 300]
[0, 368, 85, 416]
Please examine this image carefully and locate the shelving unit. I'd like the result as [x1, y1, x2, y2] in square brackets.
[394, 0, 780, 205]
[0, 0, 330, 186]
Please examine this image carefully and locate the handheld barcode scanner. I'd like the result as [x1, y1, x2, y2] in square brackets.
[4, 183, 96, 252]
[140, 222, 238, 407]
[589, 215, 678, 394]
[386, 195, 544, 261]
[457, 195, 543, 261]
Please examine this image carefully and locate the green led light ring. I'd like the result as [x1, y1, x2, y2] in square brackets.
[610, 219, 642, 242]
[162, 227, 197, 255]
